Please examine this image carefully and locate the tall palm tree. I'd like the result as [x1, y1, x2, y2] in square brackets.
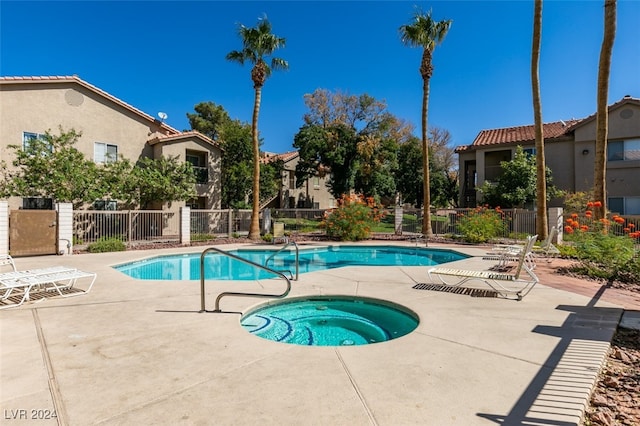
[532, 0, 547, 242]
[399, 9, 452, 239]
[226, 17, 288, 240]
[594, 0, 617, 220]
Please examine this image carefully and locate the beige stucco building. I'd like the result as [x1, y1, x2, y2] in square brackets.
[456, 96, 640, 214]
[0, 75, 221, 211]
[261, 151, 335, 209]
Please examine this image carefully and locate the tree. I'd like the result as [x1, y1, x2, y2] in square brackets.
[395, 128, 458, 208]
[226, 17, 288, 240]
[294, 123, 360, 198]
[186, 101, 230, 141]
[129, 156, 197, 209]
[295, 89, 413, 201]
[478, 146, 560, 208]
[399, 9, 452, 238]
[594, 0, 617, 219]
[531, 0, 548, 241]
[3, 128, 100, 208]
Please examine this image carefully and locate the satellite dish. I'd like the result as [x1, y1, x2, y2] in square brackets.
[158, 112, 168, 121]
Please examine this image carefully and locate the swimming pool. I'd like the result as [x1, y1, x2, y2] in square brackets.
[241, 296, 419, 346]
[114, 245, 468, 280]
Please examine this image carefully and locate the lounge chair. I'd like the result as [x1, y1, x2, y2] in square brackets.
[0, 254, 97, 310]
[486, 226, 559, 267]
[427, 235, 539, 301]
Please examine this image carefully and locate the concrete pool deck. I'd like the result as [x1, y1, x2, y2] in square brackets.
[1, 241, 638, 425]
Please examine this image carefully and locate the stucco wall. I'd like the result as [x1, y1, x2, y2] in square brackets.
[0, 82, 168, 165]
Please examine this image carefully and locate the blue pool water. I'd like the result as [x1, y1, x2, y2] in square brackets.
[240, 296, 419, 346]
[114, 245, 468, 280]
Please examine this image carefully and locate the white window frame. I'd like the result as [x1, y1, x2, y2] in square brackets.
[94, 142, 118, 164]
[22, 131, 49, 152]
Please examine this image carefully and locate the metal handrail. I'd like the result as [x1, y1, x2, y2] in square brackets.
[264, 241, 299, 281]
[200, 247, 291, 313]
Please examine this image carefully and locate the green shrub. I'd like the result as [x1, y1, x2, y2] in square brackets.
[262, 233, 273, 243]
[192, 233, 215, 242]
[322, 194, 383, 241]
[87, 237, 126, 253]
[457, 206, 507, 243]
[564, 200, 639, 282]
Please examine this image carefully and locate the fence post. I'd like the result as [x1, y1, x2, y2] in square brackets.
[394, 206, 403, 235]
[128, 210, 133, 243]
[228, 209, 233, 237]
[55, 203, 73, 255]
[180, 206, 191, 246]
[0, 201, 8, 255]
[263, 208, 272, 235]
[548, 207, 563, 244]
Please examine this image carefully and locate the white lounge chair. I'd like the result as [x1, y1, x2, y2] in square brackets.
[0, 254, 97, 310]
[486, 226, 559, 267]
[427, 235, 539, 301]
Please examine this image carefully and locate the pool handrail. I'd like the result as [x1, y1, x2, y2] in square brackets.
[199, 247, 292, 313]
[264, 241, 299, 281]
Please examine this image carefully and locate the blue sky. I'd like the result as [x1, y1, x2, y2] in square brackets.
[1, 1, 639, 153]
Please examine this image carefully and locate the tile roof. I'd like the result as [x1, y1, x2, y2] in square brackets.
[471, 119, 580, 147]
[0, 75, 180, 135]
[455, 95, 638, 153]
[147, 131, 221, 149]
[260, 151, 299, 164]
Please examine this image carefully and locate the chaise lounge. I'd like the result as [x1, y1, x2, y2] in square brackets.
[426, 235, 539, 301]
[0, 254, 97, 310]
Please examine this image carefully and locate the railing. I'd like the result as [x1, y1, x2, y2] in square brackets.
[199, 247, 292, 313]
[73, 210, 180, 246]
[264, 241, 299, 281]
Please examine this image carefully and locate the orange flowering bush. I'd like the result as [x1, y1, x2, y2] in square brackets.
[565, 201, 639, 282]
[321, 194, 384, 241]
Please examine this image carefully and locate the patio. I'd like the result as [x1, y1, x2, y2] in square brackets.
[1, 241, 636, 425]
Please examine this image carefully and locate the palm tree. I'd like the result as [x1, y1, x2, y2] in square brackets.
[594, 0, 617, 220]
[532, 0, 547, 242]
[399, 9, 452, 239]
[226, 17, 288, 240]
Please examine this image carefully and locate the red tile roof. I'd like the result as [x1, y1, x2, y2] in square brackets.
[455, 96, 639, 153]
[0, 75, 180, 135]
[260, 151, 299, 164]
[472, 119, 580, 146]
[147, 131, 221, 149]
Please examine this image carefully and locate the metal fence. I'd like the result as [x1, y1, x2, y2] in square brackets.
[400, 208, 538, 240]
[73, 210, 180, 246]
[72, 207, 640, 249]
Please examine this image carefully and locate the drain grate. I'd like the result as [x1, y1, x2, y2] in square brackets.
[412, 283, 499, 298]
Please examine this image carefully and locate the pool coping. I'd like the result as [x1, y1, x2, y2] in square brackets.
[1, 241, 626, 425]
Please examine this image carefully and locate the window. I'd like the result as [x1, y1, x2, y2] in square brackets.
[22, 197, 53, 210]
[186, 150, 208, 184]
[608, 139, 640, 161]
[22, 132, 51, 153]
[288, 171, 295, 189]
[313, 177, 320, 189]
[94, 142, 118, 164]
[523, 147, 536, 157]
[186, 197, 206, 209]
[93, 200, 117, 210]
[608, 197, 640, 215]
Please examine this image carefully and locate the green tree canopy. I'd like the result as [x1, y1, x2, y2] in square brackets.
[478, 145, 560, 208]
[2, 128, 100, 208]
[1, 127, 198, 210]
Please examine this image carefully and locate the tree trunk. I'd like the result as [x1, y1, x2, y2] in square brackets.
[249, 85, 263, 240]
[532, 0, 547, 242]
[421, 76, 432, 239]
[594, 0, 617, 220]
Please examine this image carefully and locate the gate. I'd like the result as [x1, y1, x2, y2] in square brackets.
[9, 210, 58, 257]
